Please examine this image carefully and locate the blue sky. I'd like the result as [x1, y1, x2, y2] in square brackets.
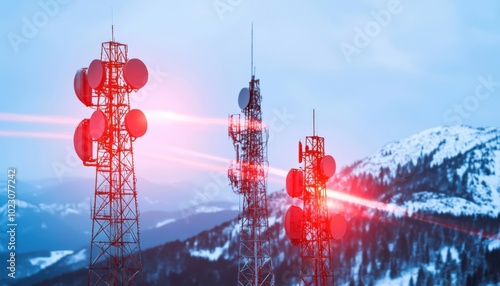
[1, 1, 500, 192]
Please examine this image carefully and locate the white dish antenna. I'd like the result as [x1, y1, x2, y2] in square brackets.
[238, 87, 250, 110]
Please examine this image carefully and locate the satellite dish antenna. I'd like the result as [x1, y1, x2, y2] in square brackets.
[87, 59, 106, 90]
[125, 109, 148, 138]
[74, 119, 92, 162]
[320, 155, 336, 178]
[123, 58, 148, 90]
[89, 110, 107, 140]
[286, 168, 304, 198]
[329, 214, 347, 240]
[74, 69, 92, 106]
[238, 87, 250, 110]
[285, 205, 303, 246]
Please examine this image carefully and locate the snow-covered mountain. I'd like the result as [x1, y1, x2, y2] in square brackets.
[332, 125, 500, 217]
[13, 125, 500, 285]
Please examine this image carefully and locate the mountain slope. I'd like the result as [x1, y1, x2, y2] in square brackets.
[15, 125, 500, 285]
[333, 125, 500, 217]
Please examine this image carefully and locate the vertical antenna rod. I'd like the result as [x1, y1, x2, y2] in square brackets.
[111, 6, 114, 41]
[251, 23, 254, 76]
[313, 109, 316, 136]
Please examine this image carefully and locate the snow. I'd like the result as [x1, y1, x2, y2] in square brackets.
[426, 263, 436, 274]
[340, 126, 500, 217]
[16, 200, 38, 209]
[67, 249, 86, 264]
[488, 239, 500, 251]
[352, 126, 498, 179]
[189, 241, 230, 261]
[195, 206, 224, 213]
[440, 246, 460, 263]
[156, 218, 176, 228]
[39, 201, 89, 216]
[375, 267, 418, 286]
[29, 250, 73, 270]
[404, 192, 486, 216]
[268, 215, 282, 227]
[61, 208, 80, 215]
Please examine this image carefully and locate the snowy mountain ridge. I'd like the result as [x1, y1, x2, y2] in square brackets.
[333, 125, 500, 217]
[351, 125, 499, 179]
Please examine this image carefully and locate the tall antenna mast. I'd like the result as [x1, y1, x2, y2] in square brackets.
[73, 37, 150, 284]
[228, 26, 275, 284]
[284, 116, 346, 285]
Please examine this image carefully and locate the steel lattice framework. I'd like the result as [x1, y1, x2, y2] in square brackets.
[300, 135, 333, 286]
[87, 41, 143, 285]
[228, 75, 275, 286]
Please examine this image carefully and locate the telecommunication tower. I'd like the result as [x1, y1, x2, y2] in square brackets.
[228, 27, 275, 286]
[73, 33, 149, 285]
[285, 111, 346, 286]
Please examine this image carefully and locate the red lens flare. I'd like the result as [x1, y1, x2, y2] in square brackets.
[0, 113, 79, 125]
[0, 130, 71, 139]
[147, 110, 227, 126]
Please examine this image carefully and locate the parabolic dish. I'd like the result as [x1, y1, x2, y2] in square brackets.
[123, 58, 148, 90]
[320, 155, 336, 178]
[329, 214, 347, 240]
[89, 110, 107, 140]
[238, 87, 250, 110]
[285, 206, 303, 246]
[125, 109, 148, 138]
[73, 119, 92, 162]
[74, 69, 92, 106]
[286, 168, 303, 198]
[87, 59, 105, 90]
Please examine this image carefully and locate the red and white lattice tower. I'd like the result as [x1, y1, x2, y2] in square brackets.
[73, 36, 149, 285]
[285, 112, 346, 286]
[228, 61, 275, 284]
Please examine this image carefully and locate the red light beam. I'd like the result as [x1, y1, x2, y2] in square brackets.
[0, 130, 71, 139]
[0, 113, 79, 125]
